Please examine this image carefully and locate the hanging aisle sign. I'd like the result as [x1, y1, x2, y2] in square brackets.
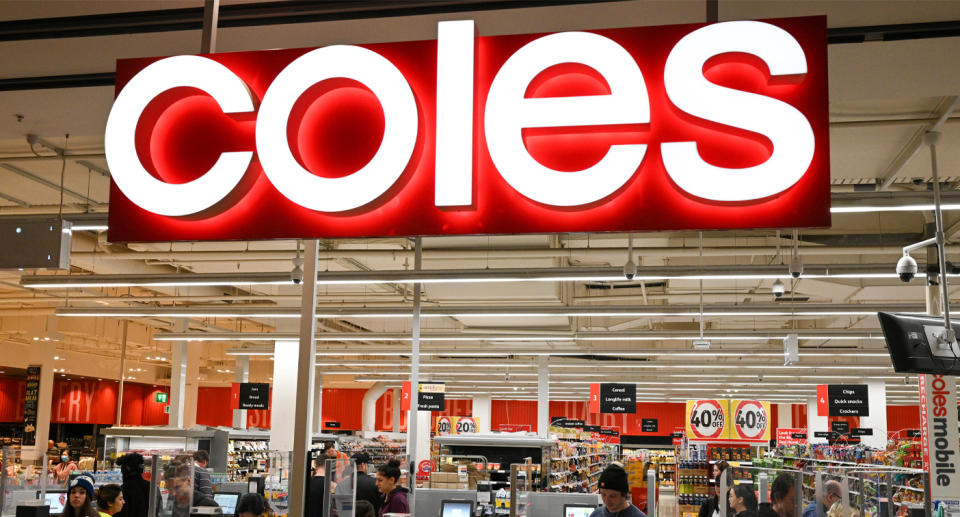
[731, 399, 771, 441]
[105, 16, 829, 242]
[401, 381, 445, 411]
[919, 374, 960, 509]
[685, 399, 730, 440]
[590, 383, 637, 413]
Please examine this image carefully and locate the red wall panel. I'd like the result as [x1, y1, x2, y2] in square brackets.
[196, 387, 234, 427]
[791, 404, 807, 428]
[321, 388, 366, 430]
[375, 389, 408, 432]
[492, 400, 538, 432]
[887, 405, 921, 437]
[0, 378, 25, 422]
[51, 379, 120, 424]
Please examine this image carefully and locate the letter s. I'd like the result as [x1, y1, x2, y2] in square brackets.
[662, 21, 814, 202]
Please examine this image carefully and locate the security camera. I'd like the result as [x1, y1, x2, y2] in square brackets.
[771, 279, 785, 298]
[789, 256, 803, 278]
[757, 374, 764, 383]
[896, 254, 917, 283]
[623, 258, 637, 280]
[291, 256, 304, 284]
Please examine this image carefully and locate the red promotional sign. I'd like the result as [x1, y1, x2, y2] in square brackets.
[107, 16, 829, 242]
[401, 381, 411, 412]
[776, 428, 807, 446]
[589, 383, 600, 413]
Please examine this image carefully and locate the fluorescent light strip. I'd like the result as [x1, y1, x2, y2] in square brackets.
[831, 204, 960, 213]
[69, 308, 898, 318]
[69, 225, 109, 231]
[191, 334, 888, 343]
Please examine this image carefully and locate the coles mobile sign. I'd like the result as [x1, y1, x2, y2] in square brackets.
[106, 17, 828, 242]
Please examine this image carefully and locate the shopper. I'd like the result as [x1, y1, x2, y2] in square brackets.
[165, 462, 218, 517]
[802, 480, 841, 517]
[236, 493, 271, 517]
[308, 460, 325, 517]
[699, 465, 733, 517]
[728, 485, 758, 517]
[352, 452, 381, 515]
[375, 459, 409, 517]
[63, 474, 98, 517]
[114, 453, 151, 517]
[591, 464, 646, 517]
[324, 443, 348, 461]
[95, 484, 125, 517]
[355, 501, 375, 517]
[53, 452, 79, 484]
[758, 473, 796, 517]
[193, 450, 215, 498]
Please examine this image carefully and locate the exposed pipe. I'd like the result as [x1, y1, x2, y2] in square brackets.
[879, 96, 960, 190]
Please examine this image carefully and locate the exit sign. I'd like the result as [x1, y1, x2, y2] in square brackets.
[155, 392, 168, 403]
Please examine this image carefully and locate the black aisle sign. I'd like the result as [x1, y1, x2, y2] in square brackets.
[907, 429, 922, 438]
[641, 419, 659, 432]
[325, 421, 341, 428]
[852, 428, 873, 436]
[791, 432, 807, 440]
[600, 428, 620, 436]
[552, 418, 585, 428]
[238, 383, 270, 409]
[584, 425, 602, 432]
[23, 365, 40, 446]
[418, 382, 445, 411]
[828, 384, 869, 416]
[831, 421, 850, 433]
[601, 383, 637, 413]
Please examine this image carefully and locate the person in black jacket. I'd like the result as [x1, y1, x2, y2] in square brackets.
[114, 454, 151, 517]
[351, 452, 381, 516]
[728, 484, 758, 517]
[164, 462, 218, 517]
[699, 464, 732, 517]
[758, 473, 796, 517]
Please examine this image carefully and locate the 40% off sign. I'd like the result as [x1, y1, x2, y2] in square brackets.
[687, 400, 728, 439]
[732, 400, 770, 441]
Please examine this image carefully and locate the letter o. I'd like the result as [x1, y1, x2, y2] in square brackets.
[105, 56, 255, 216]
[934, 377, 946, 391]
[256, 45, 418, 212]
[936, 437, 949, 449]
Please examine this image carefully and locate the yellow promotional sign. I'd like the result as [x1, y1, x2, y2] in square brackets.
[436, 415, 479, 435]
[685, 399, 730, 440]
[730, 400, 771, 441]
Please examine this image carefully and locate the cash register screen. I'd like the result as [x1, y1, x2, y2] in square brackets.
[37, 491, 67, 514]
[562, 504, 597, 517]
[440, 500, 473, 517]
[213, 493, 240, 516]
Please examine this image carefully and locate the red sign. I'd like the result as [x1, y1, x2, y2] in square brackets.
[106, 16, 829, 242]
[589, 384, 600, 413]
[417, 459, 432, 481]
[776, 428, 807, 446]
[816, 385, 828, 416]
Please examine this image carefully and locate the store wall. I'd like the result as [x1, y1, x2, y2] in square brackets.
[0, 378, 26, 422]
[375, 389, 408, 431]
[0, 377, 169, 426]
[195, 386, 272, 429]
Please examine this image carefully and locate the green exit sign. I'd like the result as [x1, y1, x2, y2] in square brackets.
[155, 392, 168, 403]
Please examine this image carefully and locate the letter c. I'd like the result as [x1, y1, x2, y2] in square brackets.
[105, 56, 255, 216]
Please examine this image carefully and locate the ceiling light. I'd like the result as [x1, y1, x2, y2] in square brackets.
[831, 204, 960, 213]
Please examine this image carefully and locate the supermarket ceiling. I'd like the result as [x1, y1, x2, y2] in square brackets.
[2, 0, 960, 405]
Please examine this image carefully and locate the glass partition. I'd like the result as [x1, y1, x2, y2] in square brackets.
[1, 446, 57, 517]
[322, 458, 356, 517]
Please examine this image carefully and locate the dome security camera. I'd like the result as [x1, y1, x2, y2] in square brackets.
[897, 254, 917, 283]
[789, 256, 803, 278]
[771, 279, 786, 298]
[291, 256, 305, 284]
[623, 258, 637, 280]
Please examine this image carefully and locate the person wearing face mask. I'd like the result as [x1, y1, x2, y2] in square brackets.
[96, 485, 125, 517]
[63, 475, 99, 517]
[53, 453, 79, 484]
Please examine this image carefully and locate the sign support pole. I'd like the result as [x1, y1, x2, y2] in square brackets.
[115, 320, 128, 426]
[407, 236, 422, 515]
[290, 239, 318, 517]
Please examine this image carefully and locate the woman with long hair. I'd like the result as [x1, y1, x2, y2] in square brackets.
[62, 475, 99, 517]
[375, 459, 408, 517]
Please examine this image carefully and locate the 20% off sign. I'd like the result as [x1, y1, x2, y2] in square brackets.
[688, 400, 727, 439]
[732, 400, 770, 440]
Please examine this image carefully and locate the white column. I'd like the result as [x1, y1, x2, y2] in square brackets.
[289, 239, 319, 517]
[806, 397, 828, 444]
[858, 381, 888, 449]
[168, 320, 188, 428]
[232, 355, 250, 429]
[393, 388, 402, 433]
[183, 342, 201, 428]
[270, 341, 300, 451]
[537, 356, 549, 437]
[363, 383, 389, 432]
[473, 395, 492, 433]
[777, 403, 792, 428]
[22, 340, 56, 464]
[312, 370, 323, 434]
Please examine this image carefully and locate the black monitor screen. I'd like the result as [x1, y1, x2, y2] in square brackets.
[879, 312, 960, 374]
[440, 500, 473, 517]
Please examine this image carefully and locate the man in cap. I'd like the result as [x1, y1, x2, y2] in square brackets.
[591, 464, 647, 517]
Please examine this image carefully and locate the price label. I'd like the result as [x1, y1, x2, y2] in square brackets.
[455, 416, 478, 434]
[686, 400, 729, 440]
[436, 416, 453, 435]
[732, 400, 770, 441]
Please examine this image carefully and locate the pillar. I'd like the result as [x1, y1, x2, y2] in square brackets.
[168, 320, 188, 428]
[393, 388, 402, 433]
[232, 355, 250, 429]
[362, 383, 389, 432]
[776, 403, 792, 428]
[537, 356, 549, 437]
[183, 342, 201, 428]
[270, 341, 299, 451]
[22, 340, 56, 464]
[858, 380, 888, 449]
[312, 369, 323, 434]
[473, 394, 492, 433]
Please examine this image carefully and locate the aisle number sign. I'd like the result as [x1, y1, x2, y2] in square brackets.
[731, 400, 771, 441]
[436, 416, 479, 435]
[685, 400, 730, 440]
